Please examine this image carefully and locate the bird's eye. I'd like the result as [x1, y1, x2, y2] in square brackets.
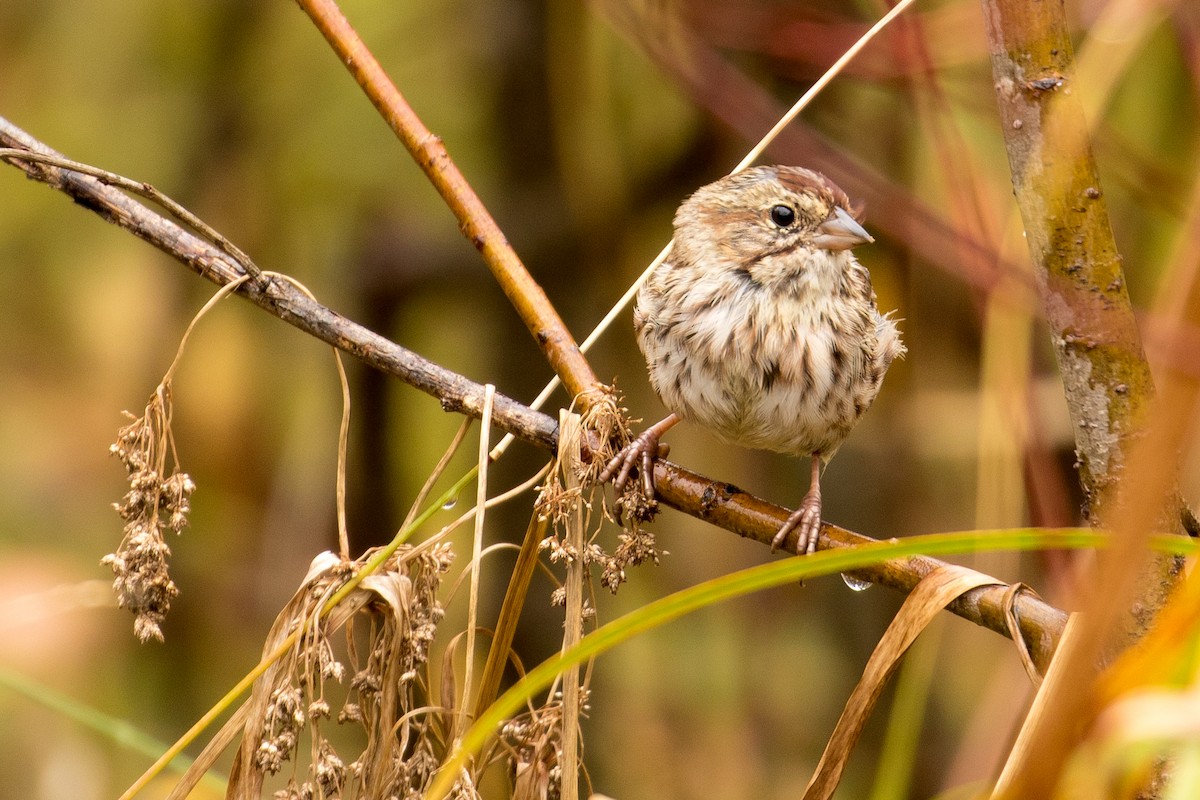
[770, 204, 796, 227]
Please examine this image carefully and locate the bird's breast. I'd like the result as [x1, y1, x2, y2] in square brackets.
[637, 270, 884, 456]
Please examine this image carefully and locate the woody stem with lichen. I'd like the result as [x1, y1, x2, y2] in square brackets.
[981, 0, 1190, 555]
[982, 0, 1191, 796]
[983, 1, 1148, 516]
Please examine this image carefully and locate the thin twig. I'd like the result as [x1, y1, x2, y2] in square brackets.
[597, 3, 1027, 295]
[733, 0, 917, 171]
[0, 148, 263, 282]
[0, 117, 559, 453]
[0, 116, 1066, 666]
[293, 0, 602, 403]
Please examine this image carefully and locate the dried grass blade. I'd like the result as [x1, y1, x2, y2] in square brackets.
[459, 385, 495, 743]
[475, 514, 550, 719]
[440, 633, 463, 747]
[802, 566, 1000, 800]
[162, 704, 247, 800]
[990, 614, 1082, 798]
[333, 348, 352, 558]
[1002, 583, 1045, 686]
[403, 417, 474, 532]
[559, 411, 586, 800]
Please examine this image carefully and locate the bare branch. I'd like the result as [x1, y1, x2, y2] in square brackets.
[0, 118, 558, 452]
[982, 1, 1193, 795]
[983, 0, 1188, 536]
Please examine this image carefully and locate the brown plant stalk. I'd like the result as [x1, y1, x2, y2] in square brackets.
[0, 117, 1065, 667]
[983, 0, 1170, 531]
[294, 0, 602, 403]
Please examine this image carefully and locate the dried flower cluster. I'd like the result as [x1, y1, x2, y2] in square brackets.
[103, 391, 195, 642]
[535, 388, 661, 596]
[500, 688, 591, 800]
[539, 502, 660, 596]
[242, 544, 454, 800]
[587, 387, 661, 526]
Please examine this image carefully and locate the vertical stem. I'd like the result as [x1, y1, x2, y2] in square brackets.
[459, 386, 495, 742]
[296, 0, 601, 403]
[558, 410, 585, 800]
[982, 1, 1192, 796]
[980, 0, 1155, 518]
[980, 0, 1192, 630]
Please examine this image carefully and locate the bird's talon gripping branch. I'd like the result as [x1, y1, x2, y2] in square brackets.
[600, 413, 681, 497]
[772, 455, 824, 555]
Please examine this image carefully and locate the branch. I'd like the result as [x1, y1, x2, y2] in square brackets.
[294, 0, 602, 403]
[982, 0, 1188, 538]
[0, 116, 1066, 670]
[0, 122, 557, 451]
[982, 0, 1194, 643]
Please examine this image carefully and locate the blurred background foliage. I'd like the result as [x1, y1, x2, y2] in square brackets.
[0, 0, 1197, 798]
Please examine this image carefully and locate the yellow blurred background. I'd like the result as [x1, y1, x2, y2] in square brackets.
[1, 1, 1197, 798]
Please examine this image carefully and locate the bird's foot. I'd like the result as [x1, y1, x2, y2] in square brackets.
[772, 490, 823, 555]
[599, 413, 681, 502]
[599, 428, 669, 498]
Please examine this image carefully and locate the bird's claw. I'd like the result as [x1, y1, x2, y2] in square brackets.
[599, 430, 666, 498]
[771, 490, 823, 555]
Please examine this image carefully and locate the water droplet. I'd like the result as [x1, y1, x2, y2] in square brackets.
[441, 495, 458, 511]
[841, 573, 872, 592]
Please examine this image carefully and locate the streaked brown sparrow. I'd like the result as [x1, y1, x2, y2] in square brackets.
[603, 165, 904, 554]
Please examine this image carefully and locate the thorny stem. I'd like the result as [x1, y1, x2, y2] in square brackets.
[0, 116, 1068, 666]
[294, 0, 602, 404]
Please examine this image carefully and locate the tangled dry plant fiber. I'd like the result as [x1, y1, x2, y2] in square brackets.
[223, 545, 454, 800]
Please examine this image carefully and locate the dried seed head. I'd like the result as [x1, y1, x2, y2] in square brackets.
[255, 685, 305, 774]
[315, 745, 345, 795]
[106, 394, 197, 641]
[102, 519, 181, 643]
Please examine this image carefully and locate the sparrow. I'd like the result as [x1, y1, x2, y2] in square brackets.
[602, 165, 904, 554]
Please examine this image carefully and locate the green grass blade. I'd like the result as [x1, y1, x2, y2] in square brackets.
[0, 664, 226, 793]
[430, 526, 1172, 798]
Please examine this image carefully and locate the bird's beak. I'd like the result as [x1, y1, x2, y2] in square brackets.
[814, 207, 873, 251]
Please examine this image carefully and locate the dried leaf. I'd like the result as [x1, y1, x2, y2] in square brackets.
[802, 566, 1000, 800]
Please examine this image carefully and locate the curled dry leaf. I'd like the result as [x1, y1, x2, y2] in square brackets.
[802, 566, 1002, 800]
